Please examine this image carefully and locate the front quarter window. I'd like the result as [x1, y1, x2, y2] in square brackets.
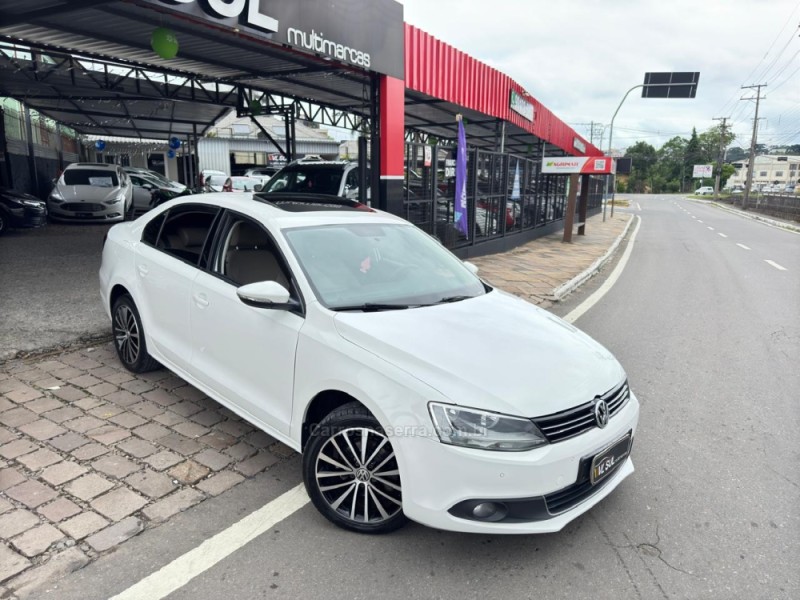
[284, 223, 486, 309]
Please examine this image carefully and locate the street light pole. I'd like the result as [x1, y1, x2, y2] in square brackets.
[605, 84, 644, 221]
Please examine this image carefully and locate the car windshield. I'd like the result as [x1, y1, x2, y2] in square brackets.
[64, 169, 118, 187]
[262, 166, 344, 195]
[231, 178, 256, 190]
[283, 223, 486, 309]
[207, 175, 227, 187]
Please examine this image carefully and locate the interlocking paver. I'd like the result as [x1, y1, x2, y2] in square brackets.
[0, 497, 12, 514]
[86, 382, 118, 397]
[59, 512, 109, 540]
[246, 430, 277, 450]
[171, 421, 209, 439]
[48, 432, 90, 453]
[142, 388, 180, 407]
[0, 407, 38, 428]
[92, 455, 141, 479]
[0, 427, 16, 444]
[6, 480, 58, 508]
[234, 451, 279, 477]
[125, 469, 176, 499]
[173, 386, 206, 402]
[51, 385, 87, 402]
[73, 396, 104, 410]
[99, 371, 135, 385]
[17, 448, 62, 471]
[193, 449, 232, 472]
[18, 419, 67, 441]
[40, 461, 88, 486]
[0, 543, 31, 582]
[0, 509, 40, 538]
[170, 400, 202, 418]
[89, 403, 123, 419]
[116, 437, 158, 459]
[196, 471, 244, 496]
[37, 498, 82, 522]
[0, 438, 38, 460]
[216, 419, 254, 437]
[64, 473, 114, 501]
[190, 410, 224, 428]
[168, 460, 209, 484]
[109, 412, 148, 429]
[64, 415, 106, 434]
[11, 523, 65, 557]
[225, 441, 257, 462]
[67, 374, 103, 389]
[43, 406, 83, 423]
[104, 390, 141, 407]
[91, 487, 147, 521]
[133, 423, 170, 441]
[0, 467, 26, 491]
[86, 516, 143, 552]
[5, 386, 43, 404]
[158, 433, 202, 455]
[142, 488, 204, 523]
[153, 411, 185, 427]
[0, 397, 13, 412]
[71, 443, 109, 461]
[120, 379, 156, 394]
[198, 430, 236, 450]
[144, 450, 182, 471]
[23, 397, 64, 415]
[129, 401, 164, 419]
[87, 425, 130, 445]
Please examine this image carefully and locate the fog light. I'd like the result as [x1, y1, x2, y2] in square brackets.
[472, 502, 499, 519]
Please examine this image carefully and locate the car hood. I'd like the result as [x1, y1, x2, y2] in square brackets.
[57, 184, 121, 202]
[333, 290, 625, 417]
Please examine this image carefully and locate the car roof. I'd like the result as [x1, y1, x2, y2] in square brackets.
[163, 192, 405, 229]
[67, 163, 117, 170]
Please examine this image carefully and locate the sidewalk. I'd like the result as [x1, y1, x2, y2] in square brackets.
[0, 211, 633, 598]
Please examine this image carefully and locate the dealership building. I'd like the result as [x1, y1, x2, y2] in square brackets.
[1, 0, 608, 256]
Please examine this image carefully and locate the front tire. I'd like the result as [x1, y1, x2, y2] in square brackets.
[303, 402, 407, 534]
[111, 295, 160, 373]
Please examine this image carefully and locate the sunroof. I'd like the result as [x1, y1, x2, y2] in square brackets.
[254, 193, 376, 213]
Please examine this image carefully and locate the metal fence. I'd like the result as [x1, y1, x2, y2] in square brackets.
[403, 142, 604, 250]
[721, 194, 800, 222]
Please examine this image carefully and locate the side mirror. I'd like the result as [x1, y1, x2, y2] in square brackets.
[463, 261, 479, 276]
[254, 183, 263, 192]
[237, 281, 297, 310]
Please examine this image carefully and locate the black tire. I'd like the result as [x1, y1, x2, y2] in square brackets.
[111, 295, 161, 373]
[0, 209, 8, 235]
[303, 402, 407, 534]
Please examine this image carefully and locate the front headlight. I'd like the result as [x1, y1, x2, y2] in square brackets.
[428, 403, 547, 451]
[104, 193, 126, 205]
[21, 199, 43, 208]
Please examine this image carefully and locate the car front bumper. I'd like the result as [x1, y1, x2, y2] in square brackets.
[48, 202, 125, 222]
[397, 391, 640, 533]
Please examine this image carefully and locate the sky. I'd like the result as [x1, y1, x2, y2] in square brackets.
[398, 0, 800, 153]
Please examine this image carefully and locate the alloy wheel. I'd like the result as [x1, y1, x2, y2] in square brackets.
[113, 304, 140, 366]
[315, 427, 402, 524]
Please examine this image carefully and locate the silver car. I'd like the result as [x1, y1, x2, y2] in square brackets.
[48, 163, 133, 222]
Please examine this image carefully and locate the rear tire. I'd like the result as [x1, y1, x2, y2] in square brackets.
[303, 402, 407, 534]
[0, 210, 8, 235]
[111, 295, 160, 373]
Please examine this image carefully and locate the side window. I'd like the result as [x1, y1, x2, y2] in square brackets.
[141, 213, 165, 247]
[213, 214, 292, 290]
[153, 205, 220, 266]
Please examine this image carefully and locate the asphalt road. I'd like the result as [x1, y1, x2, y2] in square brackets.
[36, 195, 800, 600]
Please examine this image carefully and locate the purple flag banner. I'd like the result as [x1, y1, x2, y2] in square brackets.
[454, 118, 469, 236]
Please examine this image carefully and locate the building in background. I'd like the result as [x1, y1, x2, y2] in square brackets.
[728, 155, 800, 190]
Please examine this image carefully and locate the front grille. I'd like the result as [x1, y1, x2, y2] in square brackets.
[544, 462, 616, 514]
[532, 380, 630, 443]
[61, 203, 105, 212]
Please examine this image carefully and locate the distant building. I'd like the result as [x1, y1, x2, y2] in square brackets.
[727, 155, 800, 189]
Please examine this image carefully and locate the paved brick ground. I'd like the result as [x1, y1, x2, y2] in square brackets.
[0, 211, 632, 596]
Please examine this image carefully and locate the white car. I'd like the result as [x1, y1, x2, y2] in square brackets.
[99, 193, 639, 534]
[49, 163, 133, 222]
[694, 186, 714, 195]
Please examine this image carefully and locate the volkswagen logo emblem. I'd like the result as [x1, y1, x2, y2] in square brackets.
[355, 467, 371, 482]
[594, 399, 609, 428]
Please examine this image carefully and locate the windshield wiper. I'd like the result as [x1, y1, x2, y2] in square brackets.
[332, 303, 414, 312]
[436, 295, 475, 304]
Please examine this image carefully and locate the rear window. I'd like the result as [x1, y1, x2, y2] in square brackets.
[64, 169, 119, 187]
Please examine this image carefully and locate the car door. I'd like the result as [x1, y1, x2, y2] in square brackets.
[189, 212, 303, 435]
[130, 175, 154, 211]
[134, 204, 220, 371]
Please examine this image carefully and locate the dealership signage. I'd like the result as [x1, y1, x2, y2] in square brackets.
[573, 137, 586, 153]
[509, 90, 534, 121]
[541, 156, 615, 175]
[692, 164, 713, 178]
[149, 0, 403, 77]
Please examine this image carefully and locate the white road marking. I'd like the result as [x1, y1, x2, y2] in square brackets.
[765, 260, 787, 271]
[707, 226, 714, 231]
[565, 215, 642, 324]
[737, 243, 750, 250]
[698, 220, 704, 223]
[110, 484, 310, 600]
[718, 233, 728, 238]
[636, 202, 642, 211]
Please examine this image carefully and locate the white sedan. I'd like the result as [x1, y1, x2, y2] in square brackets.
[99, 193, 639, 534]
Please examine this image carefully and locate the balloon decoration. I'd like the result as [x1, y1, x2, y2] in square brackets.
[169, 137, 181, 150]
[167, 149, 176, 159]
[151, 27, 179, 60]
[248, 100, 263, 116]
[95, 140, 106, 151]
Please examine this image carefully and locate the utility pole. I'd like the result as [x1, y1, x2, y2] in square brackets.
[712, 116, 728, 202]
[741, 83, 766, 210]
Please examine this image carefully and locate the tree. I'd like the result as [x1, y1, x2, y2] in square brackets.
[726, 146, 748, 162]
[625, 141, 657, 193]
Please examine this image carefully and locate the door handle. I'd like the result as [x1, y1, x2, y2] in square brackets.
[193, 293, 209, 308]
[137, 265, 149, 277]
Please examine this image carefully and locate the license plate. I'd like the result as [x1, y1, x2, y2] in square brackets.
[76, 212, 94, 218]
[590, 433, 631, 485]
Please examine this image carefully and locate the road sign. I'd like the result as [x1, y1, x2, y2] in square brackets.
[692, 164, 713, 178]
[642, 72, 699, 98]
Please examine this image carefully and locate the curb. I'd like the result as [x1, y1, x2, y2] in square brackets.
[551, 215, 635, 301]
[686, 197, 800, 234]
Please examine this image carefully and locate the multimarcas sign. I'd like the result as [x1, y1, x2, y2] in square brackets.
[149, 0, 403, 77]
[541, 157, 615, 175]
